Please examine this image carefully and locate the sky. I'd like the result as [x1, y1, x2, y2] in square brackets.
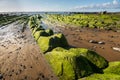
[0, 0, 120, 12]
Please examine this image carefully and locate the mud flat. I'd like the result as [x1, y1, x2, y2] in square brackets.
[61, 27, 120, 62]
[0, 22, 57, 80]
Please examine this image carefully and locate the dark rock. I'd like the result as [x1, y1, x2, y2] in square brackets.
[89, 40, 98, 44]
[0, 74, 3, 79]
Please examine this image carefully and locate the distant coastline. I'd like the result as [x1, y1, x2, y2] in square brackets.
[0, 11, 120, 15]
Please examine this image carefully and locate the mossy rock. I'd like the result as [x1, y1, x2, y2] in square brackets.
[45, 29, 54, 36]
[34, 30, 49, 41]
[51, 33, 68, 47]
[37, 36, 51, 53]
[34, 29, 54, 41]
[79, 73, 120, 80]
[32, 27, 44, 35]
[37, 33, 69, 53]
[104, 61, 120, 75]
[69, 48, 108, 69]
[45, 47, 93, 80]
[79, 61, 120, 80]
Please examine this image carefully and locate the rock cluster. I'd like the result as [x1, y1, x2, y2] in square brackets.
[28, 15, 108, 80]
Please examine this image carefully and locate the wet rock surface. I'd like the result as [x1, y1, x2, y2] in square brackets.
[0, 22, 57, 80]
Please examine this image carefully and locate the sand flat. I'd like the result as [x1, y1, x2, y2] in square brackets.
[0, 22, 57, 80]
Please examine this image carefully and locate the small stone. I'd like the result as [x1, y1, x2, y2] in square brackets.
[0, 74, 3, 79]
[113, 47, 120, 52]
[98, 41, 105, 44]
[93, 46, 97, 48]
[101, 47, 104, 49]
[116, 30, 120, 33]
[89, 40, 98, 44]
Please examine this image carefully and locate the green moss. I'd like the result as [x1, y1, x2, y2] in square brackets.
[37, 36, 51, 53]
[33, 29, 54, 41]
[69, 48, 108, 69]
[45, 47, 109, 79]
[45, 47, 93, 80]
[34, 30, 49, 41]
[79, 61, 120, 80]
[104, 61, 120, 75]
[51, 33, 68, 47]
[79, 73, 120, 80]
[37, 33, 69, 53]
[32, 27, 44, 35]
[45, 29, 54, 36]
[46, 14, 120, 30]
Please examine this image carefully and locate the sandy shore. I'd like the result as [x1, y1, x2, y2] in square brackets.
[60, 27, 120, 62]
[0, 22, 57, 80]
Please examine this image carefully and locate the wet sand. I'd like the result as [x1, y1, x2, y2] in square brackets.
[0, 22, 57, 80]
[61, 27, 120, 62]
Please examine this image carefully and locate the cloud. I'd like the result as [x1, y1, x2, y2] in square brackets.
[73, 0, 120, 10]
[0, 0, 22, 12]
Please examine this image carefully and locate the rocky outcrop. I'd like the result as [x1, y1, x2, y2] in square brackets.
[37, 33, 68, 53]
[45, 47, 108, 80]
[28, 15, 109, 80]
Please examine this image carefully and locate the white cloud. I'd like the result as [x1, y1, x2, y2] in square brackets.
[73, 0, 120, 10]
[0, 0, 22, 12]
[113, 0, 119, 4]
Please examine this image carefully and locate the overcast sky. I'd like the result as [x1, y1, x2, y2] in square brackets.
[0, 0, 120, 12]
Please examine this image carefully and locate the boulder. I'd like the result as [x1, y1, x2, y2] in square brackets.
[104, 61, 120, 75]
[79, 73, 120, 80]
[32, 26, 44, 35]
[45, 29, 54, 36]
[34, 30, 49, 41]
[45, 47, 108, 79]
[34, 29, 54, 41]
[51, 33, 68, 47]
[69, 48, 108, 69]
[45, 47, 93, 80]
[37, 33, 69, 53]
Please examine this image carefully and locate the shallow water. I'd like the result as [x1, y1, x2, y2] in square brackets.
[0, 22, 25, 46]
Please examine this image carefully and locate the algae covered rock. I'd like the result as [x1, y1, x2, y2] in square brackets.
[69, 48, 108, 69]
[34, 29, 54, 41]
[45, 29, 54, 36]
[38, 36, 51, 53]
[45, 47, 93, 80]
[34, 30, 49, 40]
[104, 61, 120, 75]
[79, 73, 120, 80]
[37, 33, 69, 53]
[51, 33, 68, 47]
[32, 26, 44, 35]
[45, 47, 109, 80]
[79, 61, 120, 80]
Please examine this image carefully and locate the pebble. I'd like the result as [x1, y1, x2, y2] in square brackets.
[89, 40, 98, 44]
[93, 46, 97, 48]
[0, 74, 3, 79]
[98, 41, 105, 44]
[116, 30, 120, 33]
[113, 47, 120, 52]
[89, 40, 105, 45]
[100, 47, 104, 49]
